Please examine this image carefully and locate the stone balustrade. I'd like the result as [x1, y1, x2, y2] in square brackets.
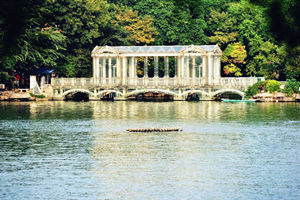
[52, 77, 263, 88]
[219, 77, 265, 87]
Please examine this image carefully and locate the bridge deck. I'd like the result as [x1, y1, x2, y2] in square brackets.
[51, 77, 264, 100]
[52, 77, 262, 88]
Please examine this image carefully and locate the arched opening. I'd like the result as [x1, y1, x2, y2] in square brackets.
[186, 93, 202, 101]
[182, 90, 209, 101]
[100, 92, 116, 101]
[128, 92, 174, 101]
[65, 92, 89, 101]
[213, 92, 243, 101]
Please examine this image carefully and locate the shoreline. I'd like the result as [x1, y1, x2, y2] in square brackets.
[1, 98, 299, 103]
[1, 90, 299, 102]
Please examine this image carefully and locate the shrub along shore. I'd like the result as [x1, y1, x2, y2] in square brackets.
[246, 79, 300, 102]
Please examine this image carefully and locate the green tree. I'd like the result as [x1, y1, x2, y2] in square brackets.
[112, 6, 157, 45]
[265, 79, 281, 93]
[208, 0, 289, 79]
[283, 78, 300, 96]
[113, 0, 208, 45]
[0, 0, 66, 77]
[222, 43, 247, 76]
[46, 0, 111, 77]
[252, 41, 287, 79]
[207, 9, 238, 46]
[284, 46, 300, 80]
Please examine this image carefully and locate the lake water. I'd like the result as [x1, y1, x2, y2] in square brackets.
[0, 101, 299, 199]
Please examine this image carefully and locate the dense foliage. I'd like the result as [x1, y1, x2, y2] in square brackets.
[0, 0, 299, 86]
[245, 81, 266, 98]
[284, 79, 300, 96]
[245, 78, 300, 98]
[265, 80, 281, 93]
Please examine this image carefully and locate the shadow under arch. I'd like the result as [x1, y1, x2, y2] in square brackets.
[181, 90, 210, 101]
[126, 89, 177, 101]
[96, 90, 123, 101]
[63, 89, 93, 101]
[63, 89, 93, 96]
[211, 89, 245, 100]
[96, 90, 123, 97]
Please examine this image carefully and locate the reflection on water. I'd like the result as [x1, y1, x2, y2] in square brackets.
[0, 101, 299, 199]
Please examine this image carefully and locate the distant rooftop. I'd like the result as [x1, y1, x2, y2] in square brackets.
[32, 67, 54, 74]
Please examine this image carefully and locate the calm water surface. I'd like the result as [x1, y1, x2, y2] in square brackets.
[0, 101, 299, 199]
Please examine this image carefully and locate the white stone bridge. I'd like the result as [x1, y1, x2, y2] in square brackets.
[51, 45, 264, 100]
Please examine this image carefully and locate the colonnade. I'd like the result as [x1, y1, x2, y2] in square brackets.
[92, 53, 221, 86]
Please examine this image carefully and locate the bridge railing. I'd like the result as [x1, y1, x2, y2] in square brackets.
[52, 78, 94, 87]
[98, 78, 120, 85]
[125, 77, 205, 87]
[219, 77, 265, 87]
[52, 77, 264, 88]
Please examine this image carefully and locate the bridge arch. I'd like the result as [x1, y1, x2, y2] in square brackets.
[63, 89, 94, 97]
[181, 90, 210, 97]
[211, 89, 245, 98]
[125, 89, 178, 98]
[95, 90, 123, 97]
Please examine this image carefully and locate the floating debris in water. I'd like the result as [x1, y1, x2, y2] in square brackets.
[126, 127, 183, 132]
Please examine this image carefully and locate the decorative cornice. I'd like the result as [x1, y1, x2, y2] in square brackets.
[179, 44, 207, 55]
[212, 45, 222, 55]
[92, 45, 119, 56]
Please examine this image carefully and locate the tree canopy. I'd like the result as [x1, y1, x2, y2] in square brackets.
[0, 0, 299, 85]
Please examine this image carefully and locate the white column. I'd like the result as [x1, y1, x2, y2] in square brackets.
[164, 56, 169, 78]
[192, 57, 196, 77]
[202, 55, 207, 84]
[175, 56, 178, 77]
[144, 57, 148, 78]
[122, 57, 127, 85]
[117, 57, 121, 84]
[130, 57, 134, 85]
[92, 57, 96, 79]
[95, 57, 100, 85]
[103, 57, 106, 85]
[144, 57, 148, 86]
[198, 57, 202, 78]
[180, 56, 184, 86]
[186, 57, 190, 78]
[176, 56, 180, 86]
[108, 57, 112, 84]
[30, 75, 37, 90]
[134, 57, 137, 86]
[215, 56, 221, 84]
[99, 58, 102, 84]
[164, 56, 169, 85]
[192, 57, 196, 86]
[130, 57, 134, 78]
[218, 56, 221, 78]
[154, 56, 158, 86]
[207, 53, 213, 85]
[92, 57, 96, 84]
[212, 56, 217, 85]
[154, 56, 158, 77]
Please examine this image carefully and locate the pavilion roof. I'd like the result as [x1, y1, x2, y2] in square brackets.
[92, 45, 221, 56]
